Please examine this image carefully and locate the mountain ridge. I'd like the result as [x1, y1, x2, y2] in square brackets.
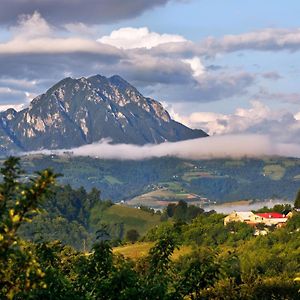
[0, 74, 208, 154]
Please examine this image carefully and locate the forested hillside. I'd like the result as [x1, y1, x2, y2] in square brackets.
[0, 157, 299, 299]
[15, 155, 300, 204]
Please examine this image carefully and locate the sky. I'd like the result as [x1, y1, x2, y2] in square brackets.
[1, 0, 300, 146]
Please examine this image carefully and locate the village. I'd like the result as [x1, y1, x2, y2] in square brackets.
[224, 210, 295, 235]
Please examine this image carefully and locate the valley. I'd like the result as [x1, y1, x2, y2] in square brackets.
[12, 154, 300, 207]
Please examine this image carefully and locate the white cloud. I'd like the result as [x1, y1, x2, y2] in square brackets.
[0, 86, 28, 104]
[1, 14, 300, 111]
[0, 78, 37, 89]
[255, 89, 300, 104]
[147, 28, 300, 58]
[11, 11, 53, 39]
[64, 22, 97, 36]
[171, 101, 277, 135]
[98, 27, 187, 49]
[171, 100, 300, 145]
[27, 134, 300, 160]
[0, 12, 122, 56]
[204, 28, 300, 54]
[0, 104, 26, 112]
[27, 134, 271, 160]
[182, 56, 206, 77]
[294, 112, 300, 121]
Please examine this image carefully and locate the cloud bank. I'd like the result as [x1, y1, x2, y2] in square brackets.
[98, 27, 187, 50]
[27, 134, 300, 161]
[0, 13, 259, 105]
[0, 0, 178, 25]
[171, 101, 300, 144]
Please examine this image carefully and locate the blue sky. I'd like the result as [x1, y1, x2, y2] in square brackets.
[1, 0, 300, 142]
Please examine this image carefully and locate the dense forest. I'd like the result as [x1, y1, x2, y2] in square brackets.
[0, 157, 300, 299]
[15, 155, 300, 203]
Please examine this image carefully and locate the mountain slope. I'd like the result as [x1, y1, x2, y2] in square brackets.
[0, 74, 207, 152]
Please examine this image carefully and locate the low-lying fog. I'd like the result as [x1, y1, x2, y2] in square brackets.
[205, 200, 293, 214]
[27, 134, 300, 160]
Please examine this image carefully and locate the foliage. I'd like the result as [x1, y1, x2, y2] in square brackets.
[163, 200, 204, 222]
[173, 248, 220, 299]
[126, 229, 140, 243]
[0, 157, 58, 299]
[0, 157, 300, 299]
[19, 184, 109, 250]
[255, 203, 293, 213]
[19, 155, 300, 203]
[294, 189, 300, 208]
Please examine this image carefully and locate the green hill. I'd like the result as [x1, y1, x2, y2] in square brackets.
[3, 155, 300, 204]
[90, 204, 161, 237]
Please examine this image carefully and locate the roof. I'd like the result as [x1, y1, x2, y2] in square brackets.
[235, 211, 254, 220]
[256, 212, 286, 219]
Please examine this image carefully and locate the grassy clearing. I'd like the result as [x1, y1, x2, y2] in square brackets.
[114, 242, 192, 260]
[263, 165, 286, 180]
[126, 188, 201, 208]
[182, 171, 214, 182]
[103, 175, 123, 185]
[126, 189, 176, 207]
[215, 200, 253, 207]
[114, 242, 154, 259]
[160, 182, 184, 192]
[91, 205, 161, 236]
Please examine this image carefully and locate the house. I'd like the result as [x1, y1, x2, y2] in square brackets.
[224, 211, 289, 228]
[255, 212, 288, 227]
[224, 211, 255, 225]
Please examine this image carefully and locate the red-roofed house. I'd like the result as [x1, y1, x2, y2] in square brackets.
[254, 213, 287, 227]
[256, 213, 285, 219]
[224, 211, 290, 228]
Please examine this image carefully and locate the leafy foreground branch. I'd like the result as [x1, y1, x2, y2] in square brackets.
[0, 157, 58, 298]
[0, 157, 299, 299]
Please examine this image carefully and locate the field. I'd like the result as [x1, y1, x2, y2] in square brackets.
[126, 187, 204, 208]
[263, 164, 286, 180]
[90, 204, 161, 237]
[114, 242, 192, 260]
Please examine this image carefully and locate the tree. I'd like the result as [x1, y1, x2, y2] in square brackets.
[140, 234, 178, 299]
[0, 156, 58, 299]
[174, 248, 220, 299]
[126, 229, 140, 243]
[294, 189, 300, 209]
[166, 203, 176, 218]
[173, 200, 188, 222]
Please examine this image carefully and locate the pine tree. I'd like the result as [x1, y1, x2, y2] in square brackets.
[294, 189, 300, 209]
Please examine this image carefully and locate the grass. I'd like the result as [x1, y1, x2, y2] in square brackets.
[160, 182, 184, 192]
[263, 165, 286, 180]
[182, 171, 214, 182]
[215, 200, 253, 207]
[114, 242, 192, 260]
[103, 175, 123, 185]
[113, 242, 154, 259]
[126, 188, 202, 208]
[91, 205, 161, 237]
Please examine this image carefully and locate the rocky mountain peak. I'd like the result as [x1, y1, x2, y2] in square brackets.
[0, 74, 208, 154]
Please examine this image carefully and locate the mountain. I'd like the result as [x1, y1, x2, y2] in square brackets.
[0, 75, 207, 153]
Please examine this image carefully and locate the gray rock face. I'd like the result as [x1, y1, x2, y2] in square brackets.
[0, 74, 208, 153]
